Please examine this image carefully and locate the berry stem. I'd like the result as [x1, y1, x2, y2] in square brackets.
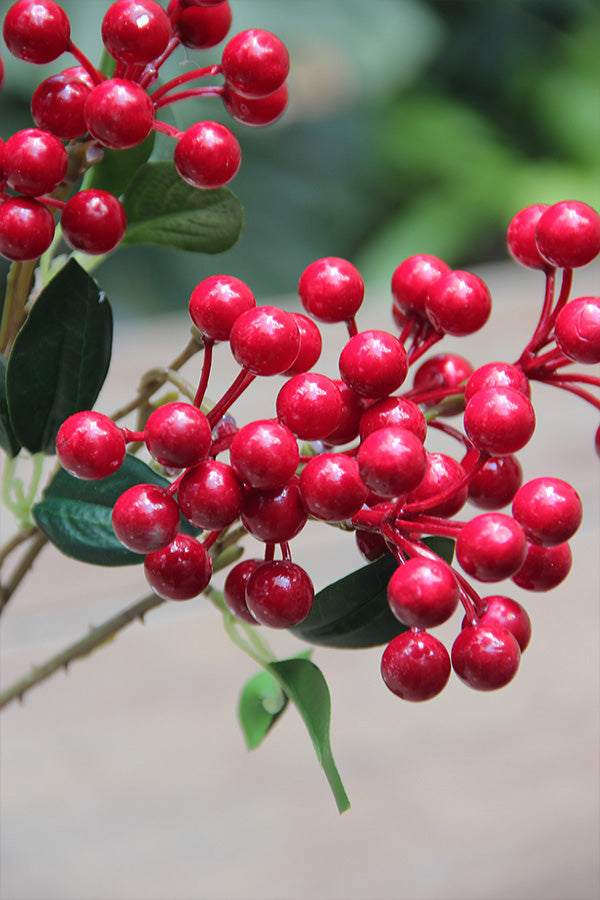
[150, 64, 222, 104]
[452, 570, 483, 625]
[151, 120, 183, 140]
[206, 369, 256, 427]
[153, 85, 225, 110]
[66, 40, 104, 86]
[139, 37, 181, 89]
[193, 339, 213, 408]
[346, 317, 358, 339]
[533, 377, 600, 410]
[400, 454, 486, 516]
[407, 328, 443, 366]
[393, 515, 464, 538]
[517, 267, 561, 364]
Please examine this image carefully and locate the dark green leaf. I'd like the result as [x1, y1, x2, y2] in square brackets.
[291, 537, 455, 648]
[83, 132, 156, 198]
[121, 161, 243, 253]
[0, 355, 21, 457]
[6, 260, 112, 454]
[32, 454, 197, 566]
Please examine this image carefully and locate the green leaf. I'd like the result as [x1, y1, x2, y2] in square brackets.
[0, 356, 21, 457]
[121, 161, 243, 253]
[291, 537, 455, 648]
[83, 132, 156, 198]
[32, 454, 197, 566]
[5, 260, 112, 454]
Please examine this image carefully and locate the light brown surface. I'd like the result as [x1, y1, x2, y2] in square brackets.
[1, 262, 599, 900]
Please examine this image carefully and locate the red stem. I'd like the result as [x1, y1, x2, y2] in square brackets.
[346, 317, 358, 339]
[193, 340, 213, 408]
[153, 85, 225, 110]
[151, 120, 183, 140]
[203, 530, 224, 551]
[150, 64, 222, 103]
[533, 377, 600, 410]
[407, 328, 443, 366]
[206, 369, 256, 427]
[139, 37, 181, 89]
[517, 267, 556, 365]
[66, 40, 104, 85]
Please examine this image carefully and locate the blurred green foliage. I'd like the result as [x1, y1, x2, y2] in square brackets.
[1, 0, 598, 313]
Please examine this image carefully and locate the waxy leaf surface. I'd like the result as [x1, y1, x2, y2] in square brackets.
[0, 356, 21, 457]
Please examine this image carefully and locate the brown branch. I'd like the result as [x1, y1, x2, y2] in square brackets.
[0, 531, 48, 614]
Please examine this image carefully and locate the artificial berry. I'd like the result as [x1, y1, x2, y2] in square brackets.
[31, 70, 92, 140]
[381, 631, 451, 702]
[464, 361, 530, 402]
[102, 0, 171, 65]
[276, 372, 343, 440]
[512, 476, 582, 546]
[359, 396, 427, 444]
[0, 197, 55, 261]
[241, 480, 307, 543]
[172, 0, 232, 49]
[511, 541, 572, 592]
[412, 352, 473, 415]
[85, 78, 155, 150]
[221, 29, 289, 99]
[404, 452, 468, 518]
[281, 313, 322, 375]
[391, 253, 450, 317]
[144, 533, 212, 600]
[355, 529, 388, 562]
[229, 305, 300, 376]
[244, 560, 314, 628]
[322, 380, 368, 446]
[554, 296, 600, 364]
[387, 557, 459, 629]
[357, 426, 427, 498]
[2, 128, 67, 197]
[424, 270, 492, 336]
[229, 419, 299, 490]
[189, 274, 255, 341]
[223, 83, 288, 127]
[463, 386, 536, 456]
[456, 513, 527, 582]
[3, 0, 70, 64]
[174, 121, 241, 189]
[469, 595, 532, 652]
[299, 453, 367, 522]
[144, 402, 212, 468]
[112, 483, 180, 553]
[61, 189, 127, 255]
[56, 410, 126, 480]
[177, 459, 244, 530]
[298, 257, 364, 324]
[451, 624, 520, 691]
[339, 330, 408, 398]
[535, 200, 600, 269]
[467, 454, 523, 510]
[223, 558, 262, 624]
[506, 204, 550, 270]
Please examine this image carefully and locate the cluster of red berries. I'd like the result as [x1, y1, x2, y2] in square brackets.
[0, 0, 289, 261]
[55, 198, 600, 703]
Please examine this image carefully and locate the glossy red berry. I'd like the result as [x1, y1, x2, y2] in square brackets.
[221, 29, 289, 99]
[468, 455, 523, 511]
[102, 0, 171, 65]
[112, 483, 180, 553]
[412, 352, 473, 415]
[230, 419, 299, 490]
[276, 372, 343, 440]
[456, 513, 528, 583]
[144, 402, 212, 468]
[223, 558, 262, 624]
[173, 1, 231, 49]
[174, 121, 241, 189]
[554, 296, 600, 364]
[56, 411, 126, 480]
[464, 361, 530, 402]
[391, 253, 450, 317]
[359, 396, 426, 444]
[2, 128, 67, 196]
[339, 330, 408, 399]
[355, 529, 388, 562]
[471, 595, 531, 652]
[245, 560, 313, 628]
[387, 558, 459, 629]
[61, 189, 127, 255]
[425, 270, 492, 336]
[512, 476, 582, 546]
[322, 381, 369, 446]
[357, 426, 427, 499]
[177, 459, 244, 530]
[298, 257, 364, 324]
[3, 0, 70, 64]
[299, 453, 367, 522]
[381, 631, 451, 702]
[31, 70, 92, 140]
[230, 306, 300, 376]
[85, 78, 154, 150]
[0, 197, 55, 261]
[144, 533, 212, 600]
[404, 452, 468, 518]
[451, 624, 520, 691]
[281, 313, 322, 375]
[535, 200, 600, 269]
[511, 541, 572, 592]
[223, 82, 288, 127]
[189, 274, 255, 341]
[464, 386, 536, 456]
[241, 481, 307, 543]
[506, 204, 551, 270]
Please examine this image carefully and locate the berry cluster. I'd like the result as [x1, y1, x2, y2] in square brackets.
[0, 0, 289, 260]
[55, 198, 600, 702]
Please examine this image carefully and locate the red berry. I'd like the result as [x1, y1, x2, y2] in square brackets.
[174, 121, 241, 189]
[404, 452, 468, 518]
[31, 70, 91, 140]
[112, 483, 180, 553]
[245, 560, 313, 628]
[535, 200, 600, 269]
[144, 402, 212, 468]
[221, 29, 289, 99]
[276, 372, 343, 440]
[223, 558, 262, 624]
[173, 1, 231, 50]
[281, 313, 322, 375]
[177, 459, 244, 530]
[339, 330, 408, 399]
[355, 529, 388, 562]
[412, 352, 473, 415]
[0, 196, 55, 261]
[223, 82, 288, 127]
[554, 296, 600, 364]
[298, 257, 364, 324]
[425, 270, 492, 336]
[451, 624, 520, 691]
[102, 0, 171, 66]
[464, 361, 530, 402]
[85, 78, 154, 150]
[144, 533, 212, 600]
[511, 541, 572, 592]
[512, 476, 582, 546]
[189, 274, 255, 341]
[468, 455, 523, 511]
[464, 386, 536, 456]
[391, 253, 450, 317]
[61, 189, 127, 255]
[230, 419, 299, 490]
[381, 631, 451, 702]
[56, 411, 126, 480]
[506, 204, 550, 270]
[230, 306, 300, 376]
[359, 396, 427, 444]
[471, 595, 531, 652]
[357, 426, 427, 499]
[299, 453, 367, 522]
[2, 128, 67, 196]
[3, 0, 70, 64]
[241, 481, 307, 543]
[387, 557, 459, 628]
[456, 513, 528, 583]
